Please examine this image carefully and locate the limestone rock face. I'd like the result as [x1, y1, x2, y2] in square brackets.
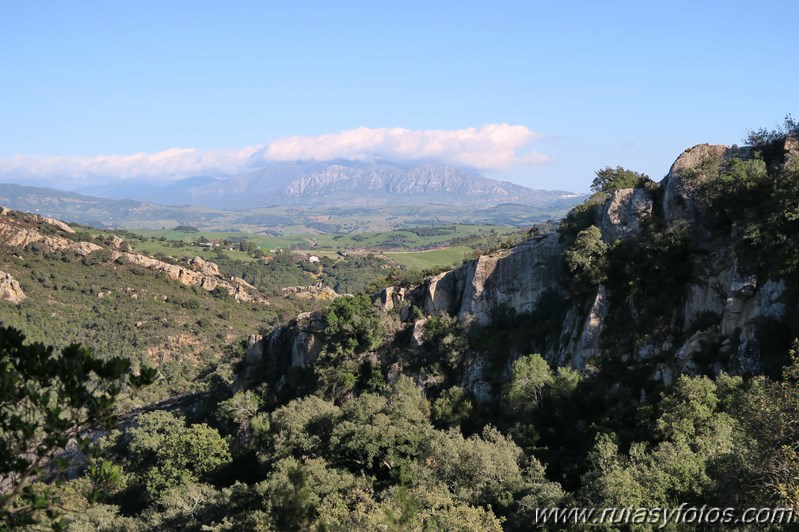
[598, 188, 653, 243]
[422, 269, 468, 317]
[0, 271, 26, 304]
[408, 232, 565, 325]
[291, 312, 326, 368]
[662, 144, 730, 223]
[554, 285, 609, 369]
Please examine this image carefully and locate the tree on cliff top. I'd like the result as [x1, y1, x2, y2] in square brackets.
[591, 166, 651, 194]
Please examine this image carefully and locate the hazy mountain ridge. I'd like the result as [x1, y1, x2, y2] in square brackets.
[282, 162, 575, 207]
[66, 159, 582, 210]
[0, 177, 585, 230]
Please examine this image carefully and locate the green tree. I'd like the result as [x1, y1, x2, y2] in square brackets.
[217, 390, 262, 449]
[324, 295, 393, 356]
[506, 354, 553, 413]
[258, 457, 361, 531]
[0, 325, 155, 529]
[128, 411, 232, 498]
[734, 344, 799, 508]
[565, 225, 608, 292]
[329, 377, 431, 477]
[580, 376, 737, 509]
[431, 386, 474, 429]
[267, 395, 340, 462]
[591, 166, 651, 193]
[426, 425, 563, 512]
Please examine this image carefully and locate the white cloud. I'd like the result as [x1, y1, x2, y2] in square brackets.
[0, 146, 262, 187]
[263, 124, 548, 170]
[0, 124, 549, 187]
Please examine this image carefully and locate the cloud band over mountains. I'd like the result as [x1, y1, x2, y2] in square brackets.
[0, 124, 548, 187]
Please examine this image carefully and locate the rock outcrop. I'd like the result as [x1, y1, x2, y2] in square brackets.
[235, 137, 798, 401]
[407, 232, 565, 325]
[0, 212, 101, 256]
[398, 139, 793, 381]
[0, 207, 263, 303]
[661, 143, 730, 223]
[189, 256, 221, 277]
[115, 251, 261, 301]
[281, 284, 338, 301]
[0, 271, 26, 304]
[234, 312, 327, 393]
[598, 188, 652, 243]
[34, 215, 75, 234]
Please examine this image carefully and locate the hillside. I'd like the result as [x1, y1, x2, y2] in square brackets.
[0, 208, 331, 403]
[7, 126, 799, 530]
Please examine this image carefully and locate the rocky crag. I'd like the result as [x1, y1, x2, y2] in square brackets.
[239, 137, 799, 403]
[0, 208, 262, 303]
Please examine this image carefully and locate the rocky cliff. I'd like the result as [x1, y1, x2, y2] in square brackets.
[239, 136, 799, 403]
[400, 138, 796, 390]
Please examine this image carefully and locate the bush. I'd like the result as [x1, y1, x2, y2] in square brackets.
[565, 226, 608, 294]
[591, 166, 651, 194]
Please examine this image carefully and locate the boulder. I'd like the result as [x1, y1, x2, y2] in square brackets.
[0, 271, 26, 304]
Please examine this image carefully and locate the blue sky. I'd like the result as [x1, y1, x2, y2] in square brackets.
[0, 0, 796, 192]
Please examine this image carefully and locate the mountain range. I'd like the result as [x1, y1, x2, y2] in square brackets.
[73, 160, 582, 210]
[1, 160, 585, 230]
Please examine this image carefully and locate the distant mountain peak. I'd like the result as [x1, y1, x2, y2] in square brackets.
[65, 158, 581, 210]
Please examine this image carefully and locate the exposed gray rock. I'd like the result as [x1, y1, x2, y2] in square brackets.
[424, 270, 467, 317]
[0, 271, 26, 304]
[598, 188, 653, 243]
[376, 286, 395, 312]
[461, 353, 494, 404]
[662, 144, 729, 224]
[674, 329, 717, 374]
[457, 232, 565, 324]
[558, 286, 609, 370]
[410, 318, 428, 348]
[290, 312, 326, 368]
[245, 334, 264, 365]
[292, 331, 323, 368]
